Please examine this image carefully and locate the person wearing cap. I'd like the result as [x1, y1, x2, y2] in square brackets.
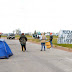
[19, 33, 27, 52]
[40, 33, 46, 51]
[49, 33, 53, 47]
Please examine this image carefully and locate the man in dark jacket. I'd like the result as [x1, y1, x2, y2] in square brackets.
[19, 33, 27, 52]
[49, 33, 53, 47]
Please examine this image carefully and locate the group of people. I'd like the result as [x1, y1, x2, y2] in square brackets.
[40, 33, 53, 51]
[0, 33, 53, 59]
[19, 33, 53, 52]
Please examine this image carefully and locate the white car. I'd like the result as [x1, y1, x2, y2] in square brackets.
[7, 33, 15, 39]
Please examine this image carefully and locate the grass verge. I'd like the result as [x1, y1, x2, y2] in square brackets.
[28, 35, 72, 49]
[2, 35, 72, 49]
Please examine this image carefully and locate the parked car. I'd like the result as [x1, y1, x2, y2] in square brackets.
[7, 33, 15, 39]
[33, 34, 41, 39]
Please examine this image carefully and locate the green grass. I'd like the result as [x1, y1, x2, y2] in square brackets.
[15, 35, 32, 38]
[2, 35, 72, 48]
[52, 38, 72, 48]
[28, 35, 72, 48]
[1, 36, 7, 37]
[28, 38, 40, 42]
[15, 35, 20, 37]
[46, 35, 58, 39]
[56, 44, 72, 48]
[25, 35, 32, 38]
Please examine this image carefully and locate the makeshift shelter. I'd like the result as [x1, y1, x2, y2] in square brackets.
[0, 39, 13, 59]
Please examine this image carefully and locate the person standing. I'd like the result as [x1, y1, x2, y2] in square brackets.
[40, 33, 46, 51]
[49, 33, 53, 47]
[0, 35, 1, 38]
[19, 33, 27, 52]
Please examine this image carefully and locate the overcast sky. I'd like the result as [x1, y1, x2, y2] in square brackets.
[0, 0, 72, 33]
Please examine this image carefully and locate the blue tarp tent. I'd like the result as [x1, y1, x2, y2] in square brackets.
[0, 39, 13, 59]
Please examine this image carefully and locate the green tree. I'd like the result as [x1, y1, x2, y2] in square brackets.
[34, 30, 37, 34]
[13, 30, 15, 34]
[16, 29, 21, 35]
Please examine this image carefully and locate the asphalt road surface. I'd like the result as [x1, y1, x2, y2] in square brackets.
[0, 39, 72, 72]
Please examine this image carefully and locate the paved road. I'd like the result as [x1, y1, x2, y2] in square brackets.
[0, 39, 72, 72]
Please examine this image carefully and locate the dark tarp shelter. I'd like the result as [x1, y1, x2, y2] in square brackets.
[0, 39, 13, 59]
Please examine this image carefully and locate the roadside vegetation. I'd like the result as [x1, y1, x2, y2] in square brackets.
[27, 35, 72, 49]
[1, 35, 7, 37]
[2, 35, 72, 48]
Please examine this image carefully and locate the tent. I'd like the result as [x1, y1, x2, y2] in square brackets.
[0, 39, 13, 59]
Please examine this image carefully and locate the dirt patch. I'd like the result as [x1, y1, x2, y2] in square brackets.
[53, 45, 72, 52]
